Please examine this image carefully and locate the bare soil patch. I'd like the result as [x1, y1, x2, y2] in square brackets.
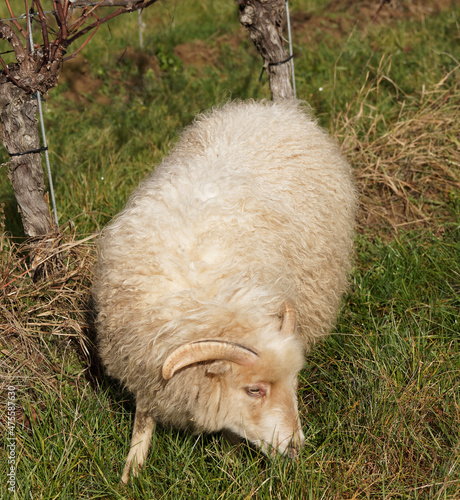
[174, 39, 220, 68]
[60, 55, 106, 104]
[293, 0, 458, 42]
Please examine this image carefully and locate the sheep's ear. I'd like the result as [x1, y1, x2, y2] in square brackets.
[280, 303, 296, 337]
[162, 340, 258, 380]
[205, 361, 232, 376]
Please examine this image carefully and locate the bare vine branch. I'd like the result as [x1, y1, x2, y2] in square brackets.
[71, 0, 154, 7]
[5, 0, 27, 39]
[65, 18, 101, 60]
[0, 0, 160, 94]
[0, 20, 27, 63]
[35, 1, 50, 65]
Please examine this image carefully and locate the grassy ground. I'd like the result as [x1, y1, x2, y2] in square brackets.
[1, 0, 459, 498]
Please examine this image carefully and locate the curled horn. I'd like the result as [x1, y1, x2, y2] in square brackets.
[281, 303, 296, 336]
[162, 340, 259, 380]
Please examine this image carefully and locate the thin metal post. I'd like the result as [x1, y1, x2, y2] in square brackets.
[285, 0, 296, 98]
[27, 12, 59, 228]
[138, 9, 144, 49]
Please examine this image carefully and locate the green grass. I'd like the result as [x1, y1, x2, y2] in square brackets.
[1, 1, 459, 498]
[2, 229, 458, 498]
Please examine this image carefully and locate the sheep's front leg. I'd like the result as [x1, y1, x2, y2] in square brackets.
[121, 409, 156, 483]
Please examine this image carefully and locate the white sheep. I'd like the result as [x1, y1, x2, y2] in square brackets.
[92, 99, 357, 482]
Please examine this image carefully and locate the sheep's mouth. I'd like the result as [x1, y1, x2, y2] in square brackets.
[256, 439, 301, 459]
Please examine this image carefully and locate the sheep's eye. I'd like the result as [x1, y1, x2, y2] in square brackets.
[245, 387, 262, 397]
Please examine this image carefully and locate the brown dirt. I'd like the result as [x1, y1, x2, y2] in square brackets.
[60, 55, 105, 103]
[116, 45, 161, 76]
[173, 32, 246, 71]
[292, 0, 458, 42]
[59, 48, 160, 104]
[174, 39, 220, 68]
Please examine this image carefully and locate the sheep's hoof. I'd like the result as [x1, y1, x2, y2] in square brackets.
[120, 463, 141, 484]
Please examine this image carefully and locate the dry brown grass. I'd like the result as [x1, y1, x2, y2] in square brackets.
[336, 63, 460, 234]
[0, 223, 97, 430]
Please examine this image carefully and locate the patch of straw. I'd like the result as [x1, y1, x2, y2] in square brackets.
[1, 222, 98, 431]
[335, 67, 460, 234]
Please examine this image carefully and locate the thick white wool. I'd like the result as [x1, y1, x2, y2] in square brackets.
[93, 99, 357, 429]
